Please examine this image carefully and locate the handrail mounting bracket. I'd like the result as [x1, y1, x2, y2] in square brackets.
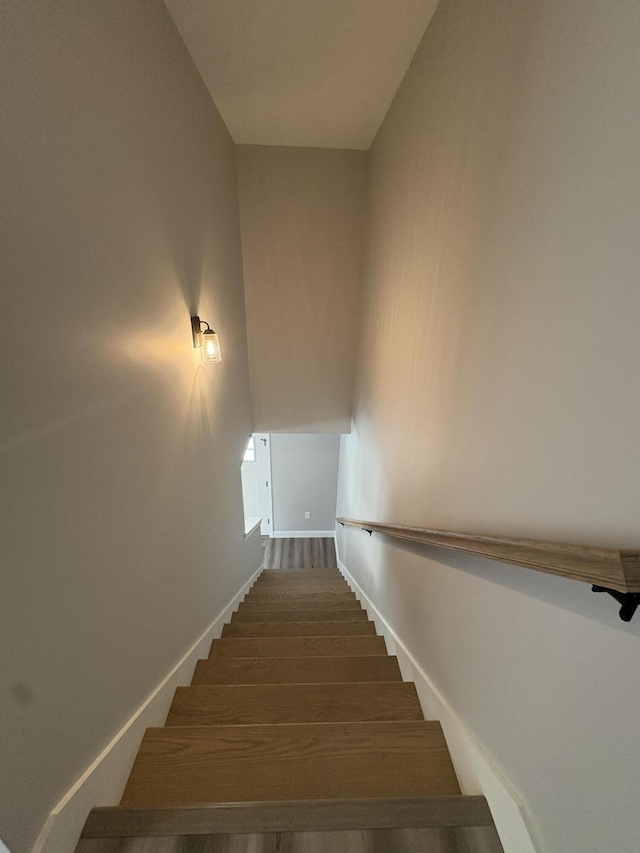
[591, 585, 640, 622]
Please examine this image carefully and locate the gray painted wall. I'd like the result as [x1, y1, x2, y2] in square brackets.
[236, 146, 367, 433]
[337, 0, 640, 851]
[0, 2, 262, 849]
[271, 434, 340, 532]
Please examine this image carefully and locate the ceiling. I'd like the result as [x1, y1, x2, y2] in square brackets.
[164, 0, 439, 149]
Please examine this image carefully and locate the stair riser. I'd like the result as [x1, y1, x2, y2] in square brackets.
[77, 827, 504, 852]
[82, 795, 497, 838]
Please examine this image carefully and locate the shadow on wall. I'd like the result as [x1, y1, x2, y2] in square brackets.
[369, 532, 640, 635]
[262, 416, 354, 434]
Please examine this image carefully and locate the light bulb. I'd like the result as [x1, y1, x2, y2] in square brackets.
[201, 329, 222, 363]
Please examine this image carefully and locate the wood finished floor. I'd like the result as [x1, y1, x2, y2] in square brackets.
[263, 537, 337, 569]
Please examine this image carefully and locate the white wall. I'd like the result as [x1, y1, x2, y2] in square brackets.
[271, 434, 340, 533]
[0, 2, 262, 850]
[337, 0, 640, 851]
[236, 146, 367, 433]
[240, 461, 260, 519]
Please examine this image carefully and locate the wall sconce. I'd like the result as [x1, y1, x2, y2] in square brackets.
[191, 316, 222, 363]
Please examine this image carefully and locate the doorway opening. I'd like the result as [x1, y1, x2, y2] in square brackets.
[240, 433, 272, 537]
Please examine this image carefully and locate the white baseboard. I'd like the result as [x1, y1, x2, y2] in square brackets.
[271, 530, 336, 539]
[31, 562, 264, 853]
[337, 555, 542, 853]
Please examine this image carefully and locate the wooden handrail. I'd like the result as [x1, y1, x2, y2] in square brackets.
[337, 517, 640, 621]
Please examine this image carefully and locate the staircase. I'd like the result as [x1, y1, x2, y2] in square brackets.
[77, 568, 504, 852]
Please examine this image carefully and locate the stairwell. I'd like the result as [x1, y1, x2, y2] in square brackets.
[76, 568, 504, 852]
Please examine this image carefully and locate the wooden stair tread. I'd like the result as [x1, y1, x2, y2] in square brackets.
[251, 577, 350, 587]
[260, 568, 344, 574]
[252, 578, 347, 587]
[251, 575, 351, 591]
[209, 636, 386, 657]
[119, 721, 461, 807]
[82, 796, 496, 837]
[192, 656, 403, 685]
[245, 591, 356, 603]
[166, 682, 423, 726]
[248, 588, 354, 599]
[250, 578, 354, 595]
[239, 599, 362, 611]
[232, 608, 369, 623]
[259, 569, 344, 580]
[222, 621, 377, 638]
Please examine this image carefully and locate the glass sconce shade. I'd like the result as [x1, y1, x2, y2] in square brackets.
[191, 316, 222, 363]
[201, 329, 222, 363]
